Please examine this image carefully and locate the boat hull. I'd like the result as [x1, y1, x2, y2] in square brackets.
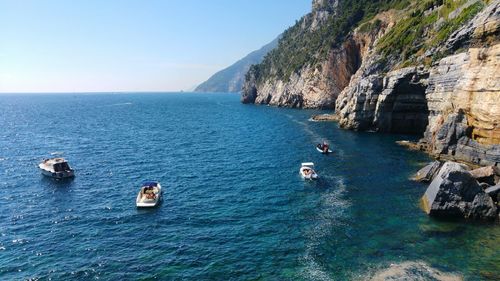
[39, 167, 75, 179]
[316, 147, 332, 154]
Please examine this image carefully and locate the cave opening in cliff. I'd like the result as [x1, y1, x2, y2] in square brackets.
[372, 72, 430, 136]
[389, 79, 429, 135]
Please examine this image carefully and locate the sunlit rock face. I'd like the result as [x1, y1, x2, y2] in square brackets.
[422, 45, 500, 165]
[421, 161, 497, 220]
[336, 66, 429, 134]
[336, 0, 500, 166]
[421, 1, 500, 165]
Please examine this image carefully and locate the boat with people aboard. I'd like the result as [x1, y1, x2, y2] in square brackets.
[316, 142, 332, 154]
[39, 158, 75, 179]
[300, 162, 318, 180]
[136, 181, 162, 208]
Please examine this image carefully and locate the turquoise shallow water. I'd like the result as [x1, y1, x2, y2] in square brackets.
[0, 93, 498, 280]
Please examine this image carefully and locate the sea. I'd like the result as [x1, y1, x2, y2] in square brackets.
[0, 93, 498, 280]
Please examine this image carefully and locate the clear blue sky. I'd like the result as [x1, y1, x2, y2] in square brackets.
[0, 0, 310, 93]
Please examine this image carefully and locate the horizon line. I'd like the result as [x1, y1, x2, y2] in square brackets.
[0, 91, 240, 95]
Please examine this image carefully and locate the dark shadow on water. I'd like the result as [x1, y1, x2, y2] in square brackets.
[40, 175, 75, 190]
[428, 215, 499, 226]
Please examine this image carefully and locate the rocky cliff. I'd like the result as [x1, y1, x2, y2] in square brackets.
[335, 0, 500, 166]
[421, 2, 500, 165]
[242, 36, 362, 108]
[242, 0, 389, 108]
[242, 0, 500, 166]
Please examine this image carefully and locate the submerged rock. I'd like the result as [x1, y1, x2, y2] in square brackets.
[413, 161, 442, 182]
[421, 161, 497, 220]
[366, 261, 463, 281]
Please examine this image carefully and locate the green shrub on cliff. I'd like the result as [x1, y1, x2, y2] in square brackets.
[253, 0, 409, 83]
[249, 0, 487, 85]
[433, 1, 485, 45]
[377, 0, 485, 67]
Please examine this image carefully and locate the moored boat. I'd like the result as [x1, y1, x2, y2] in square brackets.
[39, 158, 75, 179]
[136, 181, 162, 208]
[300, 162, 318, 180]
[316, 143, 332, 154]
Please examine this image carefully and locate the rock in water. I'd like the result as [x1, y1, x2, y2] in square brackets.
[469, 165, 500, 186]
[310, 114, 338, 122]
[413, 161, 441, 182]
[367, 261, 463, 281]
[421, 161, 497, 220]
[485, 184, 500, 202]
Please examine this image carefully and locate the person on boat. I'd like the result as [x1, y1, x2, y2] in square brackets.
[323, 142, 329, 153]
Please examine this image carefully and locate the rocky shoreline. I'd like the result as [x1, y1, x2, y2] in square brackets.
[242, 0, 500, 223]
[416, 160, 499, 222]
[310, 113, 339, 122]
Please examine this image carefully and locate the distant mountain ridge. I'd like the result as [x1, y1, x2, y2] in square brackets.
[194, 36, 280, 93]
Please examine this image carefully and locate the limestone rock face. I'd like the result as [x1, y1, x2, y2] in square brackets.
[421, 161, 497, 220]
[421, 43, 500, 165]
[242, 36, 363, 109]
[445, 0, 500, 52]
[310, 0, 339, 31]
[469, 165, 500, 185]
[336, 66, 429, 133]
[241, 67, 258, 104]
[312, 0, 338, 11]
[335, 0, 500, 166]
[418, 1, 500, 165]
[241, 0, 391, 109]
[485, 184, 500, 200]
[413, 161, 442, 182]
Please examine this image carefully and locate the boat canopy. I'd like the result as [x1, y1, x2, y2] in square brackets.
[142, 181, 158, 187]
[301, 162, 315, 168]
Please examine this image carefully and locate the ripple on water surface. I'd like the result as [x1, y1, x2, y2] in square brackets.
[0, 93, 498, 280]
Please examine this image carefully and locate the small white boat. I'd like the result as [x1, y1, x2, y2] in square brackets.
[300, 162, 318, 180]
[316, 144, 332, 154]
[136, 181, 162, 208]
[39, 158, 75, 179]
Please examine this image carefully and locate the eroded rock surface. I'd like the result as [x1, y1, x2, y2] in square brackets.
[414, 161, 442, 182]
[336, 66, 429, 133]
[421, 161, 497, 220]
[421, 43, 500, 165]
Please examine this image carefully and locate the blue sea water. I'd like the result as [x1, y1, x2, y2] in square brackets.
[0, 93, 498, 280]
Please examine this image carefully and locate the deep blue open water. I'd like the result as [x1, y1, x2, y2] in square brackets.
[0, 93, 498, 280]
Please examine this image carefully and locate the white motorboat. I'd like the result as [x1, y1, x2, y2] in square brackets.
[316, 143, 332, 154]
[136, 181, 162, 208]
[300, 162, 318, 180]
[39, 158, 75, 179]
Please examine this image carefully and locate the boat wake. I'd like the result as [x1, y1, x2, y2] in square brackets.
[299, 177, 351, 281]
[50, 151, 64, 156]
[285, 114, 328, 143]
[285, 114, 346, 158]
[101, 102, 133, 107]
